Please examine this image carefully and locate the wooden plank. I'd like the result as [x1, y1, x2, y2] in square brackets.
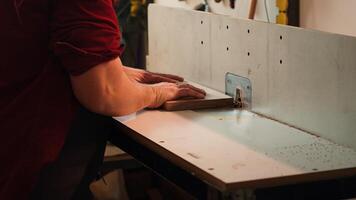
[115, 109, 356, 191]
[163, 98, 232, 111]
[162, 82, 233, 111]
[147, 4, 356, 151]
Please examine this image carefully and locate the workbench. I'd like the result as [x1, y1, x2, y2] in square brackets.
[110, 107, 356, 199]
[110, 4, 356, 199]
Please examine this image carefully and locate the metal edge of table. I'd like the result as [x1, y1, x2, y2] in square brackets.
[224, 167, 356, 190]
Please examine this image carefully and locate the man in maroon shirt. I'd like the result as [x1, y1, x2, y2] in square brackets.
[0, 0, 205, 199]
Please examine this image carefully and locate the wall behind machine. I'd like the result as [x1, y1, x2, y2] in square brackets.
[300, 0, 356, 37]
[155, 0, 279, 23]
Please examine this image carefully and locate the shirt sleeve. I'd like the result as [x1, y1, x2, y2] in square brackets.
[50, 0, 122, 76]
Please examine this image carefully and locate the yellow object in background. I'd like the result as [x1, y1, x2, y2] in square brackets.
[130, 0, 146, 17]
[276, 0, 288, 25]
[277, 12, 288, 25]
[276, 0, 288, 11]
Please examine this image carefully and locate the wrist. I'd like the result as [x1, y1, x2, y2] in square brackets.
[143, 84, 158, 108]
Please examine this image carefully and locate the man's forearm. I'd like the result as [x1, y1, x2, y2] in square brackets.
[70, 58, 156, 116]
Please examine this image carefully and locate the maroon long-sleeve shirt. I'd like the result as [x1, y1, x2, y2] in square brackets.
[0, 0, 122, 198]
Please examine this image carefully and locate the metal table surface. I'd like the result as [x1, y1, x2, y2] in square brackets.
[110, 108, 356, 199]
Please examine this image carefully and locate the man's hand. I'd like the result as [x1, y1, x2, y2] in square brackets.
[124, 66, 184, 84]
[70, 58, 206, 116]
[148, 82, 206, 108]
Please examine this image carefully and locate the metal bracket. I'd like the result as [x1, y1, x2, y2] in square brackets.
[225, 72, 252, 109]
